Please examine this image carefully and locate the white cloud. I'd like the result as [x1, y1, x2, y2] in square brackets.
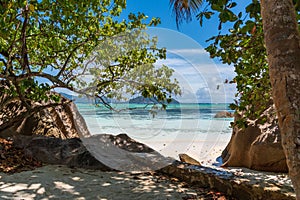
[168, 48, 208, 55]
[154, 49, 237, 103]
[155, 58, 188, 67]
[196, 83, 237, 103]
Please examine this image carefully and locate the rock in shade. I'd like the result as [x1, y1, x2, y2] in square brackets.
[12, 134, 174, 172]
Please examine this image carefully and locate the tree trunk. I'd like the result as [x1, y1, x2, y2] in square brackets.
[261, 0, 300, 198]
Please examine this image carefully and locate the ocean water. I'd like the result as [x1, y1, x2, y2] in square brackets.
[76, 103, 233, 140]
[76, 102, 234, 164]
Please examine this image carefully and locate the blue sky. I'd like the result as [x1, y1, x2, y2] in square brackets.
[120, 0, 240, 103]
[124, 0, 222, 44]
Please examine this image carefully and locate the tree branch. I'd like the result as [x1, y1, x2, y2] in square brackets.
[12, 77, 31, 111]
[65, 56, 96, 84]
[20, 5, 30, 74]
[56, 40, 89, 78]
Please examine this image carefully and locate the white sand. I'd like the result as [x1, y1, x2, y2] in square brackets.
[130, 132, 231, 166]
[0, 165, 201, 200]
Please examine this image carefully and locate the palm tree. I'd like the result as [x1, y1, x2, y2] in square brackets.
[170, 0, 300, 198]
[169, 0, 203, 28]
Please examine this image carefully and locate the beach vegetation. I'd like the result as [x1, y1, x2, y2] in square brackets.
[0, 0, 181, 131]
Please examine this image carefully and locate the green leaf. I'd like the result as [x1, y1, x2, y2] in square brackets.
[211, 3, 223, 12]
[228, 2, 237, 8]
[0, 0, 181, 116]
[204, 11, 214, 19]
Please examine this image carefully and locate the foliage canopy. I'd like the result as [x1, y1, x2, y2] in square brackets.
[0, 0, 181, 122]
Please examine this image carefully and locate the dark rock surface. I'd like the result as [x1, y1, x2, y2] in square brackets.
[107, 133, 155, 153]
[12, 133, 169, 172]
[13, 135, 111, 171]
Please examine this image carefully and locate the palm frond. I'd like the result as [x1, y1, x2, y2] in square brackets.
[169, 0, 203, 28]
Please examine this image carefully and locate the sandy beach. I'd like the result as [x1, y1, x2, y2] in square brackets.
[0, 165, 213, 200]
[0, 135, 231, 200]
[119, 132, 231, 166]
[0, 136, 296, 200]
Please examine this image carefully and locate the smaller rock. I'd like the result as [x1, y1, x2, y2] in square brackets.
[179, 154, 201, 166]
[214, 111, 233, 118]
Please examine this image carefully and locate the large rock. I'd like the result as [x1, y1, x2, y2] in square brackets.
[221, 104, 288, 172]
[13, 135, 111, 170]
[12, 133, 173, 172]
[0, 93, 80, 139]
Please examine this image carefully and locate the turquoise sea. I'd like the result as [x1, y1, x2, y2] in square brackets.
[76, 102, 234, 162]
[76, 102, 233, 139]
